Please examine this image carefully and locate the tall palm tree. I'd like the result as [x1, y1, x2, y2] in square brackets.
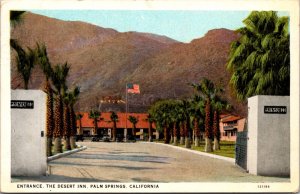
[191, 78, 220, 152]
[51, 63, 70, 154]
[69, 87, 80, 149]
[44, 81, 54, 156]
[76, 113, 83, 135]
[36, 43, 54, 156]
[189, 95, 205, 147]
[63, 92, 71, 150]
[145, 114, 154, 142]
[211, 97, 230, 150]
[89, 109, 101, 136]
[128, 115, 138, 139]
[10, 11, 25, 27]
[110, 111, 119, 141]
[10, 40, 36, 89]
[227, 11, 290, 100]
[181, 99, 191, 148]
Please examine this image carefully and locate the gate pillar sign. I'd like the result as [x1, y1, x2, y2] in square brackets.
[11, 90, 47, 176]
[247, 95, 290, 177]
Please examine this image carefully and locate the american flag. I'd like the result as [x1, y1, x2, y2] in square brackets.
[127, 83, 140, 94]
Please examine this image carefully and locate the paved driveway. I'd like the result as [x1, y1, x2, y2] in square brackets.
[13, 142, 289, 182]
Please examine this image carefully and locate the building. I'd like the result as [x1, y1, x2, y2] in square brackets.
[219, 114, 246, 141]
[76, 112, 158, 140]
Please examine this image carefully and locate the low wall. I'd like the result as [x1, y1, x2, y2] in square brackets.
[11, 90, 47, 176]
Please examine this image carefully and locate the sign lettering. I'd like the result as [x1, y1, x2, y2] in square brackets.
[11, 100, 34, 109]
[264, 106, 287, 114]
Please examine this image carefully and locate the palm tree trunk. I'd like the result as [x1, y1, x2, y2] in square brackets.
[194, 118, 200, 147]
[204, 99, 213, 152]
[70, 107, 77, 149]
[45, 81, 54, 156]
[53, 95, 63, 154]
[164, 126, 169, 144]
[93, 118, 97, 136]
[173, 123, 178, 146]
[184, 120, 191, 148]
[213, 136, 220, 150]
[205, 137, 213, 152]
[63, 105, 71, 150]
[180, 122, 185, 145]
[79, 119, 82, 135]
[213, 110, 220, 150]
[112, 124, 116, 142]
[148, 122, 153, 142]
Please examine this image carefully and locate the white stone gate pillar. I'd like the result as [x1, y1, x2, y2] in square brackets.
[247, 95, 290, 177]
[11, 90, 47, 176]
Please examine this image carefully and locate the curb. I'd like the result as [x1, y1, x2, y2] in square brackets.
[47, 145, 87, 162]
[140, 142, 235, 163]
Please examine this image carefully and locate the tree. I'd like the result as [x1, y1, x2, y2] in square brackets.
[36, 43, 53, 155]
[189, 95, 205, 147]
[36, 43, 54, 156]
[211, 97, 230, 150]
[227, 11, 290, 100]
[169, 100, 182, 146]
[110, 111, 119, 141]
[63, 92, 71, 150]
[148, 99, 175, 144]
[145, 114, 155, 142]
[10, 11, 25, 27]
[10, 40, 36, 89]
[181, 99, 192, 148]
[51, 63, 70, 154]
[128, 115, 138, 139]
[191, 78, 221, 152]
[76, 113, 83, 135]
[89, 109, 101, 136]
[69, 87, 80, 149]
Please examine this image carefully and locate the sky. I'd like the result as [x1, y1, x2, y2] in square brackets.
[31, 10, 287, 43]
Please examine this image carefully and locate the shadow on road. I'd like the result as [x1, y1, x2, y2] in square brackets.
[58, 153, 171, 164]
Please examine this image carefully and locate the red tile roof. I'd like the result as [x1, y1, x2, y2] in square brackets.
[76, 112, 155, 129]
[221, 115, 241, 123]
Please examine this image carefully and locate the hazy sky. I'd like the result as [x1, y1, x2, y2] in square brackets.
[31, 10, 287, 43]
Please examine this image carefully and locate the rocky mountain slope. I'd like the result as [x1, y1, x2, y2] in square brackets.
[11, 12, 246, 116]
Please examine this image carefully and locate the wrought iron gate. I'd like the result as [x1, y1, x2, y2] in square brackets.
[235, 131, 248, 170]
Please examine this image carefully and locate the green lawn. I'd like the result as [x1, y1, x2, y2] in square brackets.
[154, 139, 236, 158]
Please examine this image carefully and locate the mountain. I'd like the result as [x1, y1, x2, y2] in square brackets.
[11, 12, 247, 116]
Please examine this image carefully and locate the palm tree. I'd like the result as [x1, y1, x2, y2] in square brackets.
[76, 113, 83, 135]
[191, 78, 220, 152]
[69, 87, 80, 149]
[211, 97, 230, 150]
[10, 40, 36, 89]
[189, 95, 205, 147]
[44, 81, 54, 156]
[110, 111, 119, 141]
[149, 100, 175, 144]
[51, 63, 70, 154]
[227, 11, 290, 100]
[10, 11, 25, 27]
[89, 109, 101, 136]
[145, 114, 155, 142]
[63, 92, 71, 150]
[181, 99, 191, 148]
[204, 98, 213, 152]
[36, 43, 54, 156]
[128, 115, 138, 139]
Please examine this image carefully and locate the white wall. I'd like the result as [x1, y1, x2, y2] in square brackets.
[11, 90, 47, 176]
[247, 95, 290, 177]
